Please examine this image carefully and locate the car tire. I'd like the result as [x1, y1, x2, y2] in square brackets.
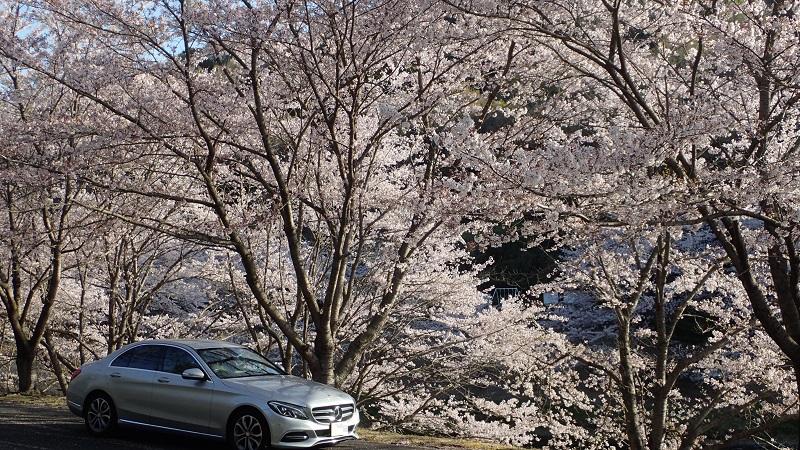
[228, 409, 270, 450]
[84, 392, 117, 437]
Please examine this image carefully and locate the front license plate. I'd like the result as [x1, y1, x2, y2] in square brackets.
[330, 422, 348, 437]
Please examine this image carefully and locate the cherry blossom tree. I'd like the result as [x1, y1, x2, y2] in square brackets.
[3, 0, 797, 447]
[362, 228, 795, 449]
[546, 230, 795, 450]
[0, 55, 90, 393]
[438, 0, 800, 445]
[0, 1, 197, 393]
[0, 0, 514, 387]
[61, 226, 201, 356]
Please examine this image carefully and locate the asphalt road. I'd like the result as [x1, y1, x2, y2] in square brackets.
[0, 400, 428, 450]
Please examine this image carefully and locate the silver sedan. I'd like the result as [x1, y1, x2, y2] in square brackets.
[66, 339, 359, 450]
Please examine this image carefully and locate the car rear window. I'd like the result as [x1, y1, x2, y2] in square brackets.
[111, 345, 164, 371]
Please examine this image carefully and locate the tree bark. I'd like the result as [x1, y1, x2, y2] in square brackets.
[14, 341, 35, 394]
[796, 364, 800, 450]
[650, 234, 670, 450]
[44, 330, 67, 395]
[617, 313, 645, 450]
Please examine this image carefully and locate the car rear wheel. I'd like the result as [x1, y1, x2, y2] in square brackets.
[84, 393, 117, 437]
[228, 409, 270, 450]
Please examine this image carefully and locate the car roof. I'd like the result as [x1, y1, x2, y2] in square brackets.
[129, 339, 246, 351]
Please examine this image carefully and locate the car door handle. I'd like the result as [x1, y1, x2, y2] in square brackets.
[157, 377, 170, 383]
[110, 372, 121, 378]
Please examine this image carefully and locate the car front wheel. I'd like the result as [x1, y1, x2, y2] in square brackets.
[228, 409, 270, 450]
[84, 393, 117, 437]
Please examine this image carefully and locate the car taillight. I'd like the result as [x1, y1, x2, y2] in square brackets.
[70, 369, 81, 382]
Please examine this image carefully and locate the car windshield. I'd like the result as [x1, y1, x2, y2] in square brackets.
[196, 347, 284, 379]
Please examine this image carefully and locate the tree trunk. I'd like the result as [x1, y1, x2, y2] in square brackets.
[617, 314, 645, 450]
[44, 330, 67, 395]
[15, 342, 35, 394]
[796, 364, 800, 450]
[313, 334, 337, 386]
[650, 236, 670, 450]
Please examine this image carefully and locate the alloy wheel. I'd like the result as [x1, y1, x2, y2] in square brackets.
[86, 396, 112, 434]
[232, 413, 265, 450]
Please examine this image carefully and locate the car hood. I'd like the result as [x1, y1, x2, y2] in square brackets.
[220, 375, 354, 407]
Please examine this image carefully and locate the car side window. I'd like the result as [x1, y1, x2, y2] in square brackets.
[162, 347, 201, 375]
[110, 345, 164, 371]
[110, 350, 132, 367]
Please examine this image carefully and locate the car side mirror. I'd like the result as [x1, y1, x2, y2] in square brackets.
[181, 368, 208, 381]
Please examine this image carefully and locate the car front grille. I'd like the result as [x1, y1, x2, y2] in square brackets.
[311, 404, 355, 423]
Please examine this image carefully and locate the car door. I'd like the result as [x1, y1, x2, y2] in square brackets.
[107, 344, 162, 423]
[148, 345, 214, 434]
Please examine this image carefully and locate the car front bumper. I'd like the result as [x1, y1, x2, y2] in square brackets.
[267, 409, 360, 448]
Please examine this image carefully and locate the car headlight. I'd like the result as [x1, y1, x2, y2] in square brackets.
[268, 401, 309, 420]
